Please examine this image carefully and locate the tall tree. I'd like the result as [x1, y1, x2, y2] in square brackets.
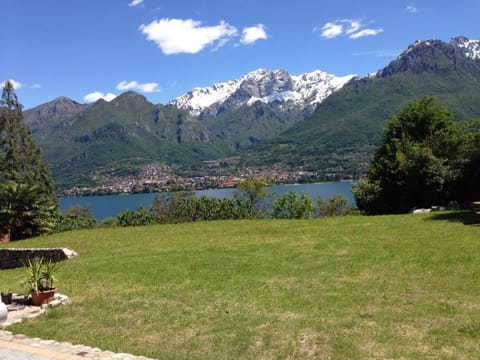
[233, 177, 272, 218]
[0, 81, 57, 241]
[353, 97, 480, 214]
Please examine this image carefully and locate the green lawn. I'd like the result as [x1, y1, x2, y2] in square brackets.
[2, 211, 480, 359]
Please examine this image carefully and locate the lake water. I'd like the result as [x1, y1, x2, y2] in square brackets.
[60, 181, 356, 220]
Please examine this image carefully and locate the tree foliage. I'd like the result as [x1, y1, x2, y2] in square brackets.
[55, 205, 97, 232]
[0, 181, 56, 238]
[152, 191, 255, 224]
[315, 195, 351, 217]
[109, 190, 353, 228]
[353, 97, 480, 214]
[116, 206, 156, 227]
[272, 191, 313, 219]
[0, 81, 57, 239]
[233, 177, 272, 218]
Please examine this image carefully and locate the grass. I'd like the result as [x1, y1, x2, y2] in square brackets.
[1, 211, 480, 359]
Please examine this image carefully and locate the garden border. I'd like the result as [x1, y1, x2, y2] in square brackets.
[0, 248, 77, 270]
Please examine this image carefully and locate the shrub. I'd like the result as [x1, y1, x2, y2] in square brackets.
[116, 206, 156, 227]
[315, 195, 350, 217]
[272, 191, 313, 219]
[152, 192, 256, 224]
[98, 217, 117, 228]
[55, 205, 97, 232]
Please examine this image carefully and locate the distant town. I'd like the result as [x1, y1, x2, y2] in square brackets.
[60, 159, 356, 197]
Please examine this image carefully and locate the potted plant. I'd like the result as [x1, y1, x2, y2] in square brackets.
[24, 258, 59, 306]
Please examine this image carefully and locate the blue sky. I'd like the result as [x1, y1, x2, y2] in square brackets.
[1, 0, 479, 109]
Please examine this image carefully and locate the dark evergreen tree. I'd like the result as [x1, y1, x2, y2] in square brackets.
[0, 81, 57, 240]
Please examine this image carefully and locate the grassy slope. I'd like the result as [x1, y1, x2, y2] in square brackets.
[2, 212, 480, 359]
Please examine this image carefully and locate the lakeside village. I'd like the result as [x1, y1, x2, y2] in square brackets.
[61, 159, 359, 197]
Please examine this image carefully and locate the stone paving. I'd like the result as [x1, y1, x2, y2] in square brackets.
[0, 294, 157, 360]
[0, 331, 156, 360]
[1, 294, 69, 328]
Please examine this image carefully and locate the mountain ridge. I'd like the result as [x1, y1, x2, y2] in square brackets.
[168, 68, 356, 118]
[378, 36, 480, 77]
[21, 35, 480, 191]
[239, 36, 480, 175]
[24, 36, 480, 114]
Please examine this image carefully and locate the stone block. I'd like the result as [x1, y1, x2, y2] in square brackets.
[0, 248, 78, 269]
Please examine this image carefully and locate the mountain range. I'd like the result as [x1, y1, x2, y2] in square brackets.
[23, 35, 480, 191]
[169, 68, 356, 118]
[240, 35, 480, 175]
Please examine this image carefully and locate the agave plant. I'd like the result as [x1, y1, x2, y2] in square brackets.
[24, 259, 45, 294]
[23, 258, 59, 293]
[41, 259, 59, 290]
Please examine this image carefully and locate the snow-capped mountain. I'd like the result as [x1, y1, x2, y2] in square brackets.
[377, 35, 480, 78]
[450, 35, 480, 60]
[402, 36, 480, 61]
[169, 36, 479, 118]
[169, 69, 356, 118]
[398, 35, 480, 61]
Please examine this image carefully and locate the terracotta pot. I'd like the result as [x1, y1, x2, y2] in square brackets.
[31, 288, 56, 306]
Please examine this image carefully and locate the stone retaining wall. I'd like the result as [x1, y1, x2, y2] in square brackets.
[0, 248, 77, 270]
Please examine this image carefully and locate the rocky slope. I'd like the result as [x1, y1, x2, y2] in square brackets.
[169, 69, 356, 118]
[378, 35, 480, 77]
[449, 35, 480, 60]
[24, 97, 90, 136]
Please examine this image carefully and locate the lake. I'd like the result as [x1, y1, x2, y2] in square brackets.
[60, 181, 356, 220]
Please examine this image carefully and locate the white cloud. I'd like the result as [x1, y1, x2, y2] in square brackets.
[406, 5, 418, 13]
[84, 91, 117, 103]
[349, 28, 383, 39]
[1, 79, 22, 89]
[345, 20, 362, 35]
[140, 18, 238, 55]
[129, 0, 144, 7]
[240, 24, 268, 44]
[116, 80, 160, 93]
[137, 83, 160, 92]
[316, 19, 383, 40]
[353, 49, 401, 57]
[212, 37, 231, 52]
[318, 22, 344, 39]
[83, 80, 161, 104]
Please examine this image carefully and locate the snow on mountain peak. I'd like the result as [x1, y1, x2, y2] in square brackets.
[402, 36, 480, 61]
[291, 71, 356, 106]
[451, 35, 480, 60]
[169, 69, 356, 117]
